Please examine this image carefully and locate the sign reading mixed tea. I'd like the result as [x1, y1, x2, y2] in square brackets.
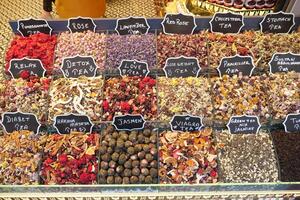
[260, 12, 295, 34]
[210, 12, 244, 34]
[1, 112, 41, 134]
[217, 55, 255, 77]
[283, 113, 300, 133]
[17, 18, 52, 37]
[119, 60, 149, 77]
[162, 13, 196, 34]
[269, 52, 300, 73]
[115, 17, 150, 35]
[164, 56, 201, 78]
[61, 55, 97, 78]
[227, 115, 261, 134]
[67, 17, 96, 33]
[170, 115, 203, 132]
[113, 115, 145, 131]
[9, 58, 46, 78]
[54, 114, 94, 134]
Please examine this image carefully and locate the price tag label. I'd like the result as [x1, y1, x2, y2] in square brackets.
[227, 115, 261, 134]
[269, 52, 300, 74]
[54, 114, 94, 134]
[161, 13, 196, 35]
[1, 112, 41, 134]
[61, 55, 97, 78]
[260, 12, 295, 34]
[113, 115, 145, 131]
[17, 18, 52, 37]
[67, 17, 96, 33]
[9, 58, 46, 78]
[115, 16, 150, 35]
[283, 113, 300, 133]
[209, 12, 244, 34]
[163, 56, 201, 78]
[119, 60, 149, 77]
[170, 115, 203, 132]
[217, 55, 255, 77]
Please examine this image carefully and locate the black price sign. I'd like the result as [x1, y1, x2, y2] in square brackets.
[170, 115, 203, 132]
[217, 55, 255, 77]
[119, 60, 149, 77]
[1, 112, 41, 134]
[115, 16, 150, 35]
[283, 113, 300, 133]
[67, 17, 96, 33]
[161, 13, 196, 35]
[54, 114, 94, 134]
[269, 52, 300, 74]
[61, 55, 97, 78]
[113, 115, 145, 131]
[209, 12, 244, 34]
[227, 115, 261, 134]
[9, 58, 46, 78]
[163, 56, 201, 78]
[260, 12, 295, 34]
[17, 18, 52, 37]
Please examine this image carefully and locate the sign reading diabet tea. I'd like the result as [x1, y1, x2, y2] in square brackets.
[54, 114, 94, 134]
[113, 115, 145, 131]
[227, 115, 261, 134]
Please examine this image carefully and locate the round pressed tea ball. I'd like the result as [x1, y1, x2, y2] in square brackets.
[112, 132, 119, 139]
[150, 160, 158, 168]
[132, 160, 140, 168]
[141, 168, 149, 176]
[143, 129, 151, 137]
[123, 177, 130, 184]
[144, 137, 150, 144]
[120, 131, 128, 140]
[109, 160, 117, 168]
[108, 168, 115, 176]
[111, 152, 119, 161]
[145, 154, 153, 162]
[99, 169, 108, 177]
[115, 176, 123, 184]
[118, 154, 127, 165]
[150, 168, 157, 178]
[101, 153, 110, 162]
[125, 141, 132, 148]
[139, 175, 145, 183]
[150, 135, 156, 143]
[107, 176, 114, 184]
[99, 146, 107, 154]
[116, 165, 124, 174]
[106, 125, 115, 133]
[116, 140, 125, 148]
[107, 147, 113, 154]
[127, 147, 135, 155]
[132, 167, 140, 176]
[140, 159, 148, 168]
[138, 151, 146, 159]
[100, 161, 109, 169]
[130, 154, 138, 160]
[130, 176, 139, 184]
[129, 132, 137, 143]
[135, 144, 143, 152]
[109, 139, 116, 147]
[143, 144, 150, 152]
[124, 160, 132, 169]
[99, 177, 106, 184]
[145, 176, 153, 184]
[124, 169, 132, 177]
[138, 134, 145, 143]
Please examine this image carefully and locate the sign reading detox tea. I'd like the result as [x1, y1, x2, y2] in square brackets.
[61, 55, 97, 78]
[162, 13, 196, 34]
[54, 114, 94, 134]
[269, 53, 300, 73]
[227, 115, 261, 134]
[113, 115, 145, 131]
[67, 17, 96, 33]
[283, 113, 300, 133]
[119, 60, 149, 77]
[217, 55, 255, 77]
[115, 17, 150, 35]
[170, 115, 203, 132]
[210, 12, 244, 34]
[9, 58, 46, 78]
[17, 18, 52, 37]
[1, 112, 41, 134]
[260, 12, 295, 33]
[164, 56, 201, 78]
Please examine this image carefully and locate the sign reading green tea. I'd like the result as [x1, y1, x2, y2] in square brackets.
[17, 18, 52, 37]
[162, 13, 196, 34]
[67, 17, 96, 33]
[119, 59, 149, 77]
[269, 52, 300, 73]
[210, 12, 244, 34]
[9, 58, 46, 78]
[260, 12, 295, 33]
[1, 112, 41, 134]
[54, 114, 94, 134]
[283, 113, 300, 133]
[113, 115, 145, 131]
[164, 56, 201, 78]
[115, 17, 150, 35]
[61, 55, 97, 78]
[227, 115, 261, 134]
[170, 115, 203, 132]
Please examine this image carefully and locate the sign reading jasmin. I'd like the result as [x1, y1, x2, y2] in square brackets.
[283, 113, 300, 133]
[227, 115, 261, 134]
[115, 17, 150, 35]
[113, 115, 145, 131]
[119, 60, 149, 77]
[54, 114, 94, 134]
[260, 12, 295, 34]
[17, 18, 52, 37]
[170, 115, 203, 132]
[210, 12, 244, 34]
[9, 58, 46, 78]
[67, 17, 96, 33]
[269, 52, 300, 74]
[61, 55, 97, 78]
[217, 55, 255, 77]
[1, 112, 41, 134]
[164, 56, 201, 78]
[161, 13, 196, 34]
